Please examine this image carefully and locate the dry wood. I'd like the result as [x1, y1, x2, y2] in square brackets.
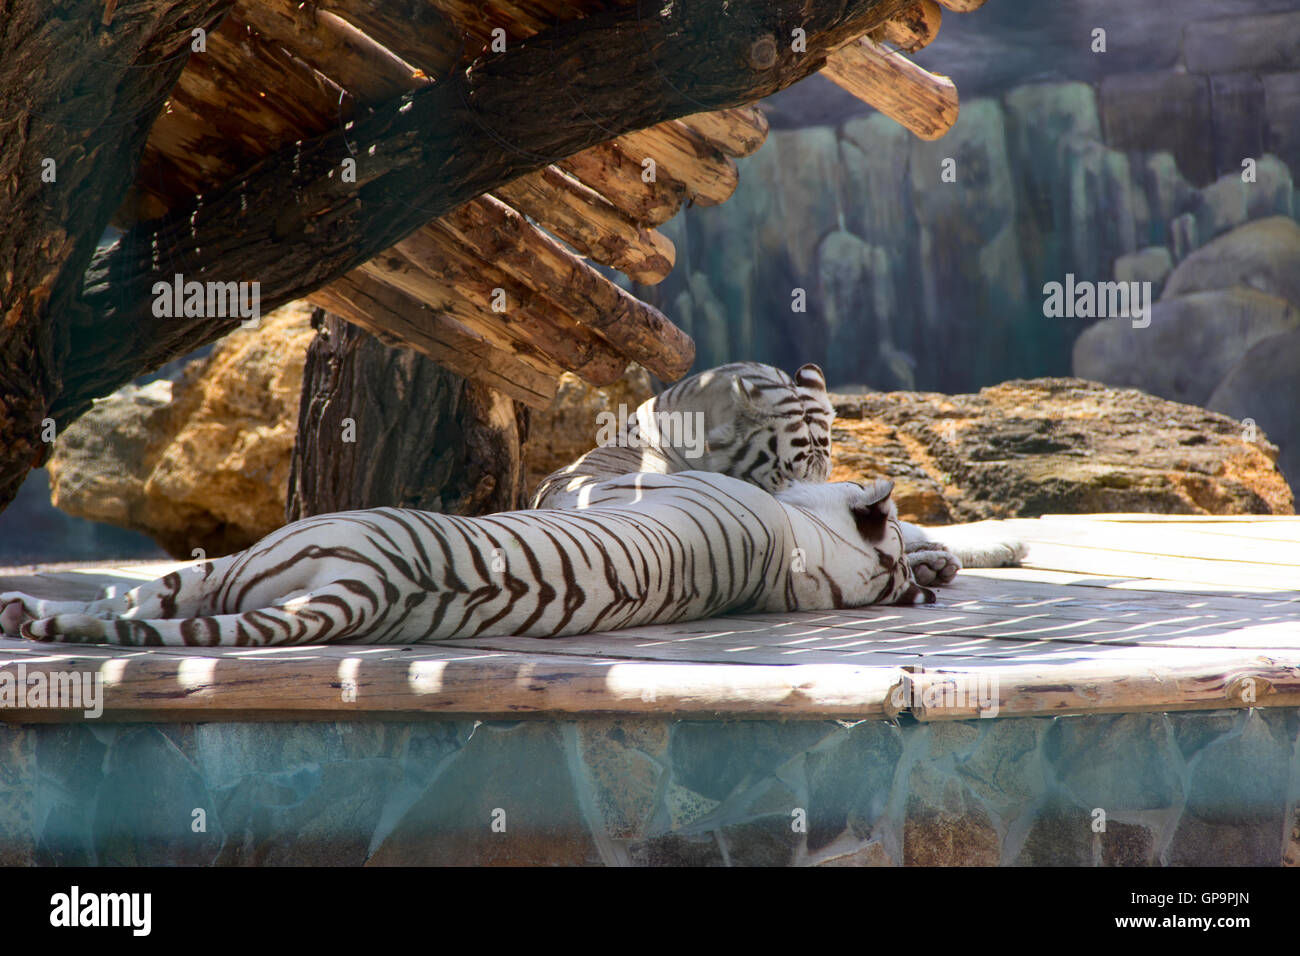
[360, 237, 626, 386]
[615, 122, 742, 206]
[442, 197, 695, 379]
[307, 272, 557, 407]
[868, 0, 943, 52]
[315, 0, 462, 76]
[61, 0, 915, 427]
[821, 35, 959, 140]
[932, 0, 986, 11]
[233, 0, 425, 101]
[906, 658, 1300, 720]
[496, 167, 677, 284]
[0, 650, 905, 721]
[557, 143, 690, 227]
[678, 105, 771, 158]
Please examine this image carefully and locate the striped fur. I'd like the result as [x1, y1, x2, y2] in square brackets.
[532, 362, 834, 509]
[0, 472, 930, 647]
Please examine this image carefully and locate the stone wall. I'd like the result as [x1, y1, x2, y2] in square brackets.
[645, 8, 1300, 396]
[4, 709, 1297, 866]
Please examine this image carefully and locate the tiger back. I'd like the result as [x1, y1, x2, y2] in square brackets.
[531, 362, 834, 509]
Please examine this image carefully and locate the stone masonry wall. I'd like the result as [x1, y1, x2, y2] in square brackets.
[3, 708, 1297, 866]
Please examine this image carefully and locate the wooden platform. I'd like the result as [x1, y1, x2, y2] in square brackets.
[1, 515, 1296, 722]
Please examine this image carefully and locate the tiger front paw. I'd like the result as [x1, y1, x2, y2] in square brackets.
[906, 547, 961, 587]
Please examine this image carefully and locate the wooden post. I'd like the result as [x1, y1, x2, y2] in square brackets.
[820, 35, 959, 140]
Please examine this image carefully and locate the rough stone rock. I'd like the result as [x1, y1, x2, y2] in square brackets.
[1182, 11, 1300, 75]
[1263, 73, 1300, 174]
[1207, 328, 1300, 491]
[1161, 215, 1300, 307]
[1071, 288, 1300, 407]
[47, 302, 317, 558]
[521, 366, 655, 498]
[829, 378, 1294, 523]
[1099, 72, 1214, 186]
[1112, 245, 1173, 293]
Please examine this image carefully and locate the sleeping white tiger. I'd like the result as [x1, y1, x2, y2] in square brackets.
[531, 361, 1025, 586]
[0, 471, 932, 647]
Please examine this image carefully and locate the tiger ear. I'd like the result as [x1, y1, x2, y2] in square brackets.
[729, 374, 763, 410]
[795, 364, 826, 391]
[849, 479, 896, 543]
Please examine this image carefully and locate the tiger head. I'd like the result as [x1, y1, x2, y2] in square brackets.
[776, 478, 935, 608]
[641, 362, 834, 492]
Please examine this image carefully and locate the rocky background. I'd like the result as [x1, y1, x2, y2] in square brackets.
[642, 2, 1300, 487]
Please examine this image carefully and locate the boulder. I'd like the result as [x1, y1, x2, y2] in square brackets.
[1071, 288, 1300, 407]
[48, 303, 317, 558]
[1161, 216, 1300, 307]
[1113, 246, 1173, 293]
[829, 378, 1293, 523]
[1207, 328, 1300, 492]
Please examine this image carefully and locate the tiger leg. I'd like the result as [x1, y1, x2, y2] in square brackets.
[20, 580, 382, 647]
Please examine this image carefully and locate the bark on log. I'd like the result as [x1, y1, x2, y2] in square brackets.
[557, 144, 690, 228]
[305, 272, 557, 408]
[366, 229, 629, 385]
[868, 0, 943, 53]
[57, 0, 912, 428]
[932, 0, 985, 12]
[820, 35, 959, 140]
[614, 123, 741, 206]
[287, 310, 528, 520]
[494, 167, 677, 283]
[678, 106, 771, 158]
[0, 0, 232, 512]
[441, 196, 695, 379]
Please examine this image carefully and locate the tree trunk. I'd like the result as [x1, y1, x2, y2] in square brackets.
[286, 310, 528, 520]
[0, 0, 232, 512]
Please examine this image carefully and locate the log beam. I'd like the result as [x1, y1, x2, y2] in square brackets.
[306, 273, 557, 408]
[678, 106, 771, 158]
[615, 123, 742, 207]
[0, 0, 232, 512]
[441, 196, 695, 380]
[932, 0, 986, 12]
[494, 167, 677, 284]
[820, 35, 959, 140]
[868, 0, 943, 53]
[58, 0, 915, 426]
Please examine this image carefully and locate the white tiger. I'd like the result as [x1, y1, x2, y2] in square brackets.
[532, 361, 1025, 586]
[0, 471, 932, 647]
[532, 361, 836, 508]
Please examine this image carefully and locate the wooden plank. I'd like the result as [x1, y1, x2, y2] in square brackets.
[0, 651, 906, 721]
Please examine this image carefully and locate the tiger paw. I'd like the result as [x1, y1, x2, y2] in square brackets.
[906, 547, 961, 587]
[0, 599, 28, 637]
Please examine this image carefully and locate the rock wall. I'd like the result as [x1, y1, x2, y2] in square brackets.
[643, 8, 1300, 398]
[6, 709, 1298, 865]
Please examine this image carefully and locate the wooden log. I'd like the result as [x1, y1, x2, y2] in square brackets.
[495, 167, 677, 284]
[307, 272, 557, 408]
[288, 310, 530, 519]
[868, 0, 943, 52]
[615, 122, 741, 206]
[361, 235, 628, 386]
[314, 0, 462, 77]
[932, 0, 986, 11]
[678, 105, 771, 158]
[557, 143, 690, 228]
[906, 659, 1300, 721]
[60, 0, 917, 425]
[233, 0, 425, 102]
[0, 0, 232, 514]
[441, 196, 695, 380]
[820, 35, 959, 140]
